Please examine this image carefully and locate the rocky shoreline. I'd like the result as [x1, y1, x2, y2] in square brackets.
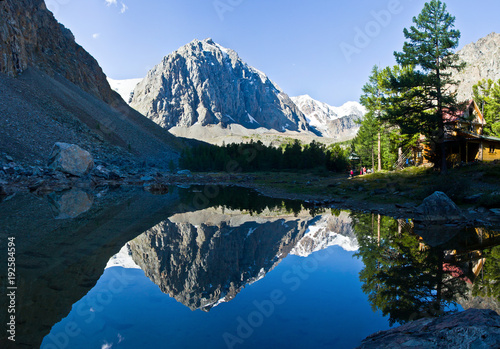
[357, 308, 500, 349]
[3, 142, 500, 246]
[243, 181, 500, 227]
[2, 149, 500, 230]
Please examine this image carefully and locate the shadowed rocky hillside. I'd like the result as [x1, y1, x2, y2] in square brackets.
[0, 0, 184, 166]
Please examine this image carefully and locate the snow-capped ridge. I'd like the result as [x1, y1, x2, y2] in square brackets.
[333, 101, 367, 117]
[108, 77, 143, 103]
[291, 214, 359, 257]
[105, 243, 141, 270]
[291, 95, 366, 139]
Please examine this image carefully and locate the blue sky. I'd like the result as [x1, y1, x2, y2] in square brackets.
[47, 0, 500, 106]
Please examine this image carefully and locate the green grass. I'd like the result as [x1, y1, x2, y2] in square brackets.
[245, 162, 500, 207]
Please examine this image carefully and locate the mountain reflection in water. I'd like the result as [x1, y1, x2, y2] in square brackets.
[1, 186, 499, 348]
[126, 208, 358, 312]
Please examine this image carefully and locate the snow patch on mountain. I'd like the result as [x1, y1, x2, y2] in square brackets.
[108, 77, 142, 103]
[333, 101, 367, 119]
[291, 214, 359, 257]
[105, 243, 141, 269]
[291, 95, 366, 139]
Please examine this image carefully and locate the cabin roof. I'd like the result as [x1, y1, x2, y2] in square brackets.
[480, 134, 500, 142]
[454, 131, 500, 143]
[443, 100, 485, 125]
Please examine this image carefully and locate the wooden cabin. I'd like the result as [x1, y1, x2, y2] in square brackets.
[413, 100, 500, 167]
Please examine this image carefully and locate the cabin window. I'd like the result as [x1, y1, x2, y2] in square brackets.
[490, 145, 495, 154]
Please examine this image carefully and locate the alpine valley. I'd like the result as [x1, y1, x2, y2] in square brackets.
[3, 2, 500, 349]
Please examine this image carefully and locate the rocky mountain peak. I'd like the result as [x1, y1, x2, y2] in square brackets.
[290, 212, 359, 257]
[452, 32, 500, 101]
[128, 209, 313, 311]
[291, 94, 365, 139]
[130, 38, 309, 132]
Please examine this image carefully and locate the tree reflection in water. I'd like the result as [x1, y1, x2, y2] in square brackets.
[473, 244, 500, 301]
[350, 212, 488, 326]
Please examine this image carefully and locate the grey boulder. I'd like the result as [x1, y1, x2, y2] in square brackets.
[358, 309, 500, 349]
[48, 142, 94, 177]
[49, 189, 94, 219]
[415, 191, 464, 222]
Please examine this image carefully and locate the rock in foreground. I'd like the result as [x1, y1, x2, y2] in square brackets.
[358, 309, 500, 349]
[415, 191, 464, 222]
[48, 142, 94, 177]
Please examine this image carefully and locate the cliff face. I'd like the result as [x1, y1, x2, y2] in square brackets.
[0, 0, 117, 104]
[453, 32, 500, 101]
[0, 0, 183, 165]
[130, 38, 309, 133]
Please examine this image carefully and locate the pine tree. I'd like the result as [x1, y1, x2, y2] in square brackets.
[354, 113, 379, 170]
[353, 212, 467, 326]
[359, 65, 405, 171]
[392, 0, 464, 174]
[360, 65, 386, 171]
[473, 79, 500, 137]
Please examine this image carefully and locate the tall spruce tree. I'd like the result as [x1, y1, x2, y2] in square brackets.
[391, 0, 464, 174]
[360, 65, 385, 171]
[354, 112, 379, 170]
[352, 212, 468, 325]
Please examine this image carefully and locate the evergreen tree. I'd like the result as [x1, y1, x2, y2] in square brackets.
[283, 140, 302, 169]
[473, 79, 500, 137]
[358, 65, 406, 171]
[473, 245, 500, 301]
[380, 128, 400, 170]
[326, 144, 349, 172]
[179, 139, 349, 173]
[390, 0, 464, 174]
[360, 65, 386, 171]
[354, 112, 379, 170]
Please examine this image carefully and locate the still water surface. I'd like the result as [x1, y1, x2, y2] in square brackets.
[1, 186, 498, 348]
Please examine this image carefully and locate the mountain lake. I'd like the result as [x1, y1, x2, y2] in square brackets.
[1, 186, 498, 348]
